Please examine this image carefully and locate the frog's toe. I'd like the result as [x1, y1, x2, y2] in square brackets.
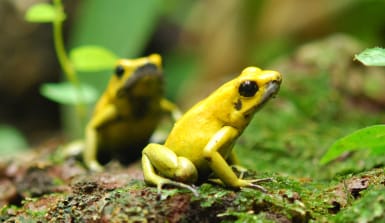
[157, 180, 199, 197]
[245, 178, 273, 193]
[247, 183, 268, 193]
[175, 182, 199, 196]
[88, 161, 104, 172]
[250, 177, 273, 183]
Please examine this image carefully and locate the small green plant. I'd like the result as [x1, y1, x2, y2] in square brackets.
[0, 125, 28, 155]
[320, 125, 385, 164]
[354, 47, 385, 66]
[25, 0, 118, 122]
[320, 47, 385, 164]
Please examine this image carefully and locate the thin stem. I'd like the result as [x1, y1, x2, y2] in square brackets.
[52, 0, 78, 86]
[52, 0, 86, 126]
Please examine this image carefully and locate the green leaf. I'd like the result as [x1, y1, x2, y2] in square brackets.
[40, 82, 99, 105]
[25, 3, 65, 23]
[0, 125, 28, 155]
[70, 46, 118, 72]
[320, 125, 385, 164]
[354, 47, 385, 66]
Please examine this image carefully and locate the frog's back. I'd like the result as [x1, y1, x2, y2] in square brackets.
[165, 100, 222, 164]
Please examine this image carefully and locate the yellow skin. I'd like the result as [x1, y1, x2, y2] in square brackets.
[84, 54, 180, 171]
[142, 67, 282, 195]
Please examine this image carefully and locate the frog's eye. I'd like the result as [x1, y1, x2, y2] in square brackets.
[114, 65, 125, 77]
[238, 80, 258, 97]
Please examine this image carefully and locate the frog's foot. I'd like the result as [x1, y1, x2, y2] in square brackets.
[61, 140, 85, 158]
[156, 179, 199, 197]
[208, 177, 272, 192]
[230, 165, 248, 179]
[241, 178, 273, 193]
[208, 178, 223, 185]
[87, 160, 104, 172]
[142, 144, 199, 196]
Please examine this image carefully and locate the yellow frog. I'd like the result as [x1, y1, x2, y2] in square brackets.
[84, 54, 180, 171]
[141, 66, 282, 195]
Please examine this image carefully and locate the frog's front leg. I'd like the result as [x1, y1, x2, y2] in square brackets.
[203, 126, 271, 192]
[84, 105, 118, 172]
[142, 143, 199, 196]
[84, 126, 104, 171]
[160, 98, 182, 121]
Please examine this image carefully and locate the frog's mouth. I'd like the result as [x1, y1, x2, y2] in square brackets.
[260, 80, 281, 105]
[245, 80, 281, 116]
[117, 63, 163, 97]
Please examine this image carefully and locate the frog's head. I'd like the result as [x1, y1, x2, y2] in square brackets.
[215, 66, 282, 128]
[110, 54, 164, 98]
[236, 67, 281, 118]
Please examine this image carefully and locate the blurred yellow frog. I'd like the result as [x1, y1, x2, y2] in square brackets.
[84, 54, 180, 171]
[142, 66, 282, 195]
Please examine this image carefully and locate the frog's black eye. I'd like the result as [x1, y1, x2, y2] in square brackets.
[114, 65, 125, 77]
[238, 80, 258, 97]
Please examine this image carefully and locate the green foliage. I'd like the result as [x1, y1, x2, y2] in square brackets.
[320, 125, 385, 164]
[24, 0, 118, 126]
[25, 0, 90, 110]
[0, 125, 28, 155]
[24, 3, 65, 23]
[69, 46, 118, 72]
[24, 1, 120, 107]
[355, 47, 385, 66]
[320, 47, 385, 165]
[40, 82, 98, 105]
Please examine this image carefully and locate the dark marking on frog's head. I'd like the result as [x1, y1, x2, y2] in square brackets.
[233, 98, 242, 111]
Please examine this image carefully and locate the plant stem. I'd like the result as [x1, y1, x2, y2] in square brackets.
[52, 0, 87, 126]
[52, 0, 78, 86]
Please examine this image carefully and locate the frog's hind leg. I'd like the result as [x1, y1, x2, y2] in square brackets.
[142, 143, 199, 196]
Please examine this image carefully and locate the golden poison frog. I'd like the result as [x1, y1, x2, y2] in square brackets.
[141, 67, 282, 195]
[84, 54, 180, 171]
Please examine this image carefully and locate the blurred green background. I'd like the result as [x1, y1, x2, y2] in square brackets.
[1, 0, 385, 178]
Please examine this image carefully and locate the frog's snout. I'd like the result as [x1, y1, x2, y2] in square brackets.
[266, 80, 281, 98]
[260, 75, 281, 103]
[266, 70, 282, 84]
[264, 70, 282, 97]
[116, 64, 163, 98]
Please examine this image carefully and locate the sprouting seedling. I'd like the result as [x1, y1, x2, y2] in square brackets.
[25, 0, 118, 124]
